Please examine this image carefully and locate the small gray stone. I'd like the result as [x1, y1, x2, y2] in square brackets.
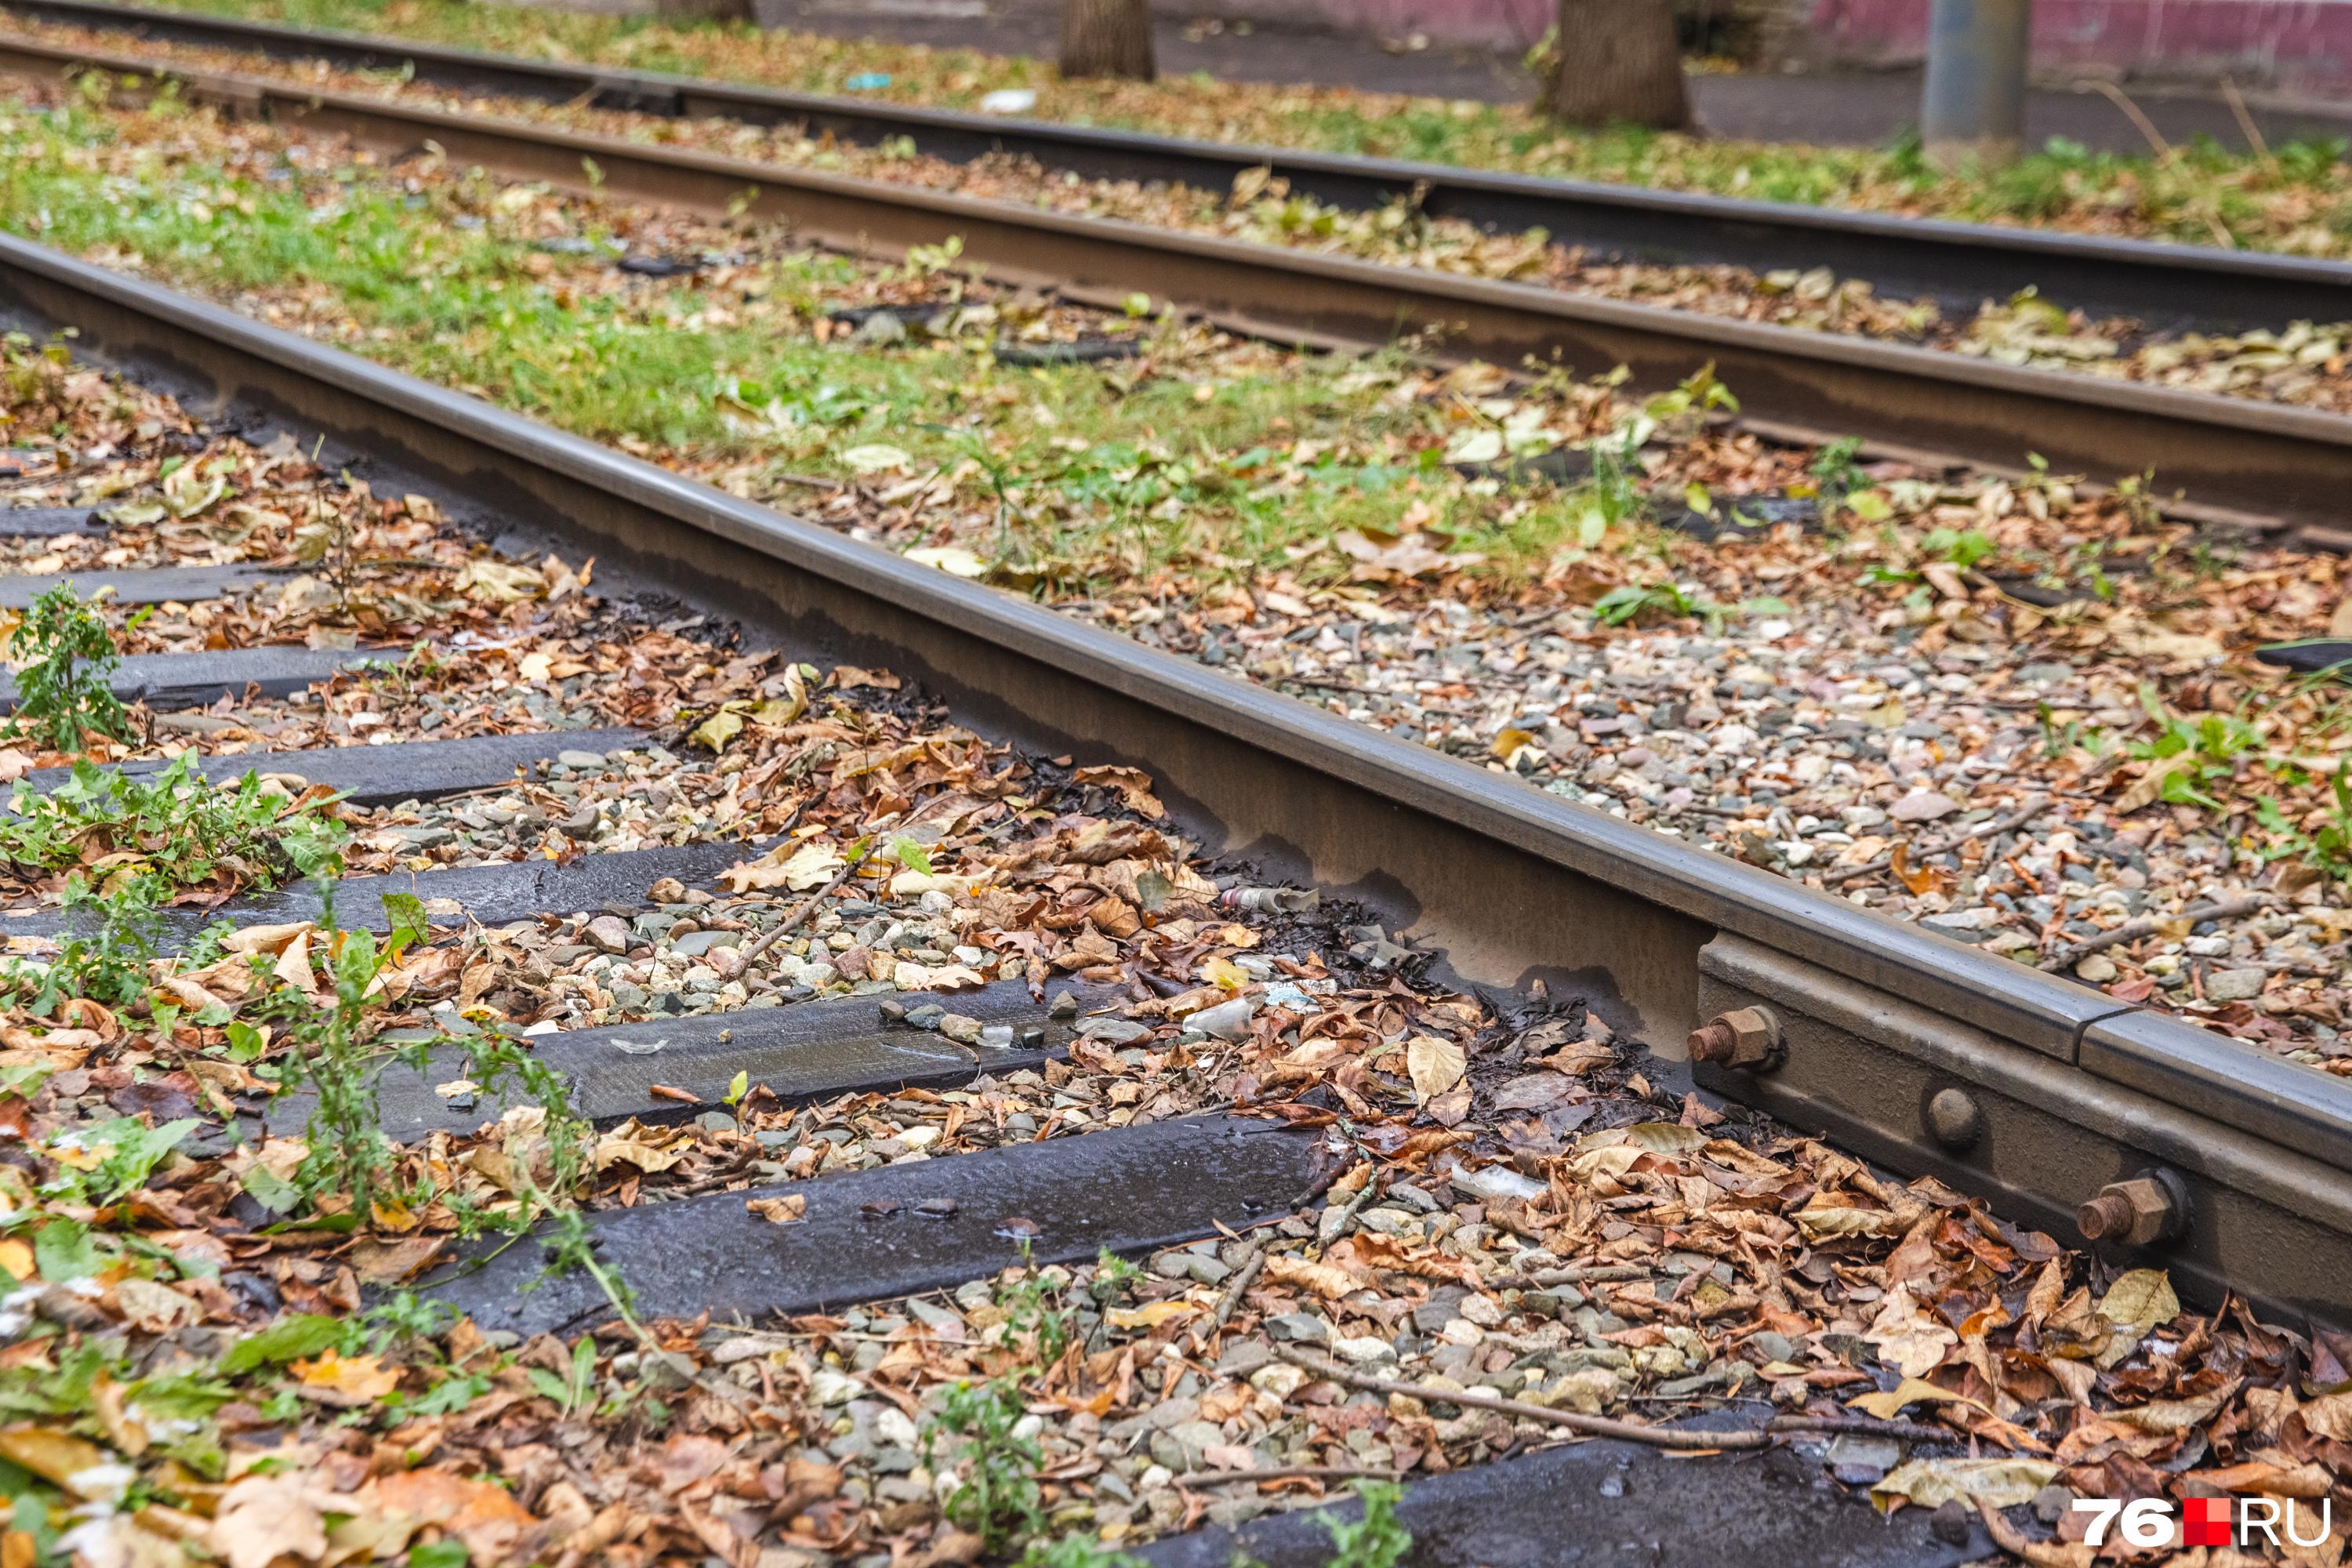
[2206, 967, 2267, 1002]
[585, 915, 630, 954]
[1889, 790, 1962, 823]
[670, 929, 737, 958]
[556, 750, 608, 769]
[1080, 1017, 1152, 1046]
[2074, 953, 2118, 984]
[1264, 1313, 1330, 1344]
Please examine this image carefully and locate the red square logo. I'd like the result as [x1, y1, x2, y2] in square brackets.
[2184, 1497, 2233, 1548]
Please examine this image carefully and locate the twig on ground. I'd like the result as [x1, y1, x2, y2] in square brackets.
[1483, 1263, 1651, 1290]
[1174, 1465, 1403, 1489]
[1271, 1345, 1770, 1451]
[1822, 794, 2052, 888]
[2038, 892, 2278, 971]
[735, 860, 858, 967]
[1210, 1238, 1269, 1335]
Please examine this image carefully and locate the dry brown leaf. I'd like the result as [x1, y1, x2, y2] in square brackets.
[746, 1193, 808, 1225]
[209, 1472, 332, 1568]
[1263, 1254, 1366, 1299]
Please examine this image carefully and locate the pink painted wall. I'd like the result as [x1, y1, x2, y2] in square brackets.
[1192, 0, 1553, 47]
[1798, 0, 2352, 95]
[1188, 0, 2352, 96]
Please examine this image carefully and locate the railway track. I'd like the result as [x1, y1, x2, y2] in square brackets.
[0, 213, 2348, 1560]
[8, 0, 2351, 335]
[4, 6, 2352, 546]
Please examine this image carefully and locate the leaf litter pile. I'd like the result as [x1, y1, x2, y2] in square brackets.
[0, 212, 2339, 1568]
[7, 25, 2352, 417]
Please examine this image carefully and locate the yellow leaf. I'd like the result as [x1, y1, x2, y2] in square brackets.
[517, 650, 553, 684]
[692, 705, 747, 753]
[720, 840, 844, 895]
[1871, 1457, 2058, 1512]
[1490, 727, 1536, 761]
[2096, 1269, 2179, 1332]
[290, 1350, 401, 1400]
[1405, 1034, 1465, 1102]
[0, 1237, 31, 1282]
[454, 558, 545, 602]
[905, 544, 987, 577]
[1849, 1377, 1987, 1421]
[1106, 1300, 1198, 1330]
[1200, 957, 1248, 991]
[0, 1427, 111, 1491]
[746, 1193, 807, 1225]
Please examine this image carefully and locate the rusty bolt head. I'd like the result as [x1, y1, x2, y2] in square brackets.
[1926, 1087, 1984, 1152]
[1686, 1006, 1780, 1069]
[2075, 1177, 2178, 1248]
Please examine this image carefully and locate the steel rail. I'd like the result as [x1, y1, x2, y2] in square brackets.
[4, 36, 2352, 551]
[7, 0, 2352, 332]
[2, 228, 2344, 1328]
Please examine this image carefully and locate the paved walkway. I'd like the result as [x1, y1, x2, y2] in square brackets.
[754, 0, 2352, 154]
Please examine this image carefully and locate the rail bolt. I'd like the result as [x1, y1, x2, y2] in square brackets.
[1926, 1087, 1984, 1152]
[1686, 1005, 1782, 1071]
[2075, 1172, 2189, 1248]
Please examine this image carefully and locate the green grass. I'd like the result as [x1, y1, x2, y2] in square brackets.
[0, 89, 1629, 589]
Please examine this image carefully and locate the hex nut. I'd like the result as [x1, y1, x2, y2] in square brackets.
[1686, 1005, 1781, 1070]
[1925, 1087, 1984, 1152]
[2075, 1176, 2181, 1248]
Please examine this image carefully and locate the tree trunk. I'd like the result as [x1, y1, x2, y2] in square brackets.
[1543, 0, 1691, 129]
[1059, 0, 1155, 81]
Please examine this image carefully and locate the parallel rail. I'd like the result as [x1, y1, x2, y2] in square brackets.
[5, 31, 2352, 550]
[4, 229, 2347, 1345]
[9, 0, 2352, 331]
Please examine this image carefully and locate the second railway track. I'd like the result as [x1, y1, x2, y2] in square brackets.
[4, 5, 2352, 544]
[0, 212, 2348, 1561]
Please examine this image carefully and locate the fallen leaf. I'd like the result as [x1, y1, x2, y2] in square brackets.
[1405, 1035, 1465, 1102]
[746, 1193, 807, 1225]
[841, 443, 912, 474]
[594, 1122, 692, 1174]
[1263, 1254, 1365, 1299]
[2096, 1269, 2179, 1333]
[1106, 1300, 1198, 1330]
[1871, 1456, 2058, 1511]
[291, 1350, 401, 1403]
[0, 1427, 111, 1493]
[209, 1472, 331, 1568]
[1849, 1377, 1988, 1421]
[373, 1467, 542, 1561]
[905, 544, 987, 576]
[1072, 764, 1164, 819]
[720, 840, 845, 895]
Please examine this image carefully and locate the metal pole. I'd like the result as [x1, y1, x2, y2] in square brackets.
[1922, 0, 2033, 169]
